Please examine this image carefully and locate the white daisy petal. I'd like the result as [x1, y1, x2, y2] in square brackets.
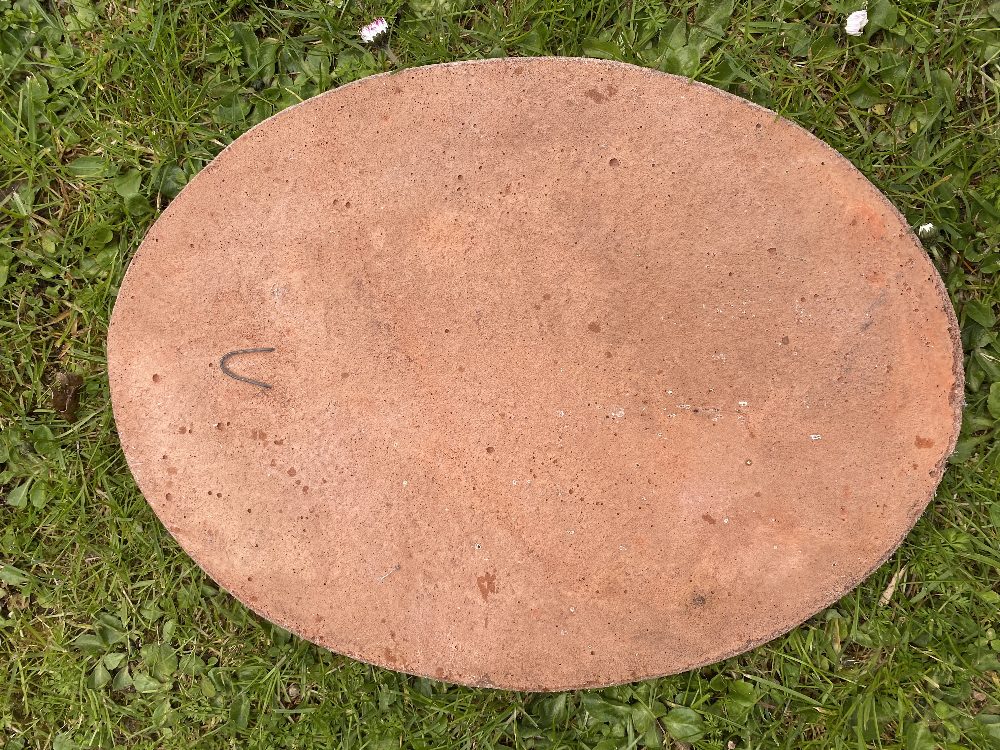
[360, 17, 389, 43]
[844, 9, 868, 36]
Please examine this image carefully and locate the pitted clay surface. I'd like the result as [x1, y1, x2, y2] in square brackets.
[108, 58, 963, 691]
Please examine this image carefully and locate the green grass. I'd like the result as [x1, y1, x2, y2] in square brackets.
[1, 0, 1000, 747]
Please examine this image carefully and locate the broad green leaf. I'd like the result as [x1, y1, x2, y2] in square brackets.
[965, 299, 996, 329]
[867, 0, 898, 30]
[987, 382, 1000, 420]
[582, 38, 623, 60]
[6, 481, 29, 508]
[848, 80, 882, 109]
[904, 721, 935, 750]
[31, 425, 58, 457]
[29, 482, 47, 509]
[131, 671, 162, 693]
[726, 678, 759, 719]
[581, 693, 632, 723]
[409, 0, 462, 17]
[660, 18, 687, 50]
[151, 698, 172, 727]
[631, 704, 657, 732]
[67, 155, 107, 178]
[230, 21, 259, 64]
[0, 247, 13, 289]
[87, 662, 111, 690]
[661, 45, 703, 76]
[141, 643, 178, 680]
[215, 91, 251, 125]
[0, 564, 29, 585]
[96, 621, 125, 648]
[125, 193, 151, 216]
[729, 679, 758, 707]
[229, 693, 250, 729]
[975, 349, 1000, 382]
[151, 163, 187, 199]
[161, 618, 176, 642]
[80, 246, 117, 278]
[112, 666, 133, 691]
[200, 674, 217, 698]
[179, 653, 206, 675]
[534, 693, 568, 725]
[113, 169, 141, 198]
[950, 434, 987, 463]
[96, 613, 125, 633]
[72, 633, 106, 653]
[68, 0, 97, 30]
[86, 224, 113, 249]
[663, 707, 705, 742]
[696, 0, 734, 34]
[975, 713, 1000, 741]
[687, 27, 719, 57]
[140, 600, 164, 621]
[518, 27, 548, 55]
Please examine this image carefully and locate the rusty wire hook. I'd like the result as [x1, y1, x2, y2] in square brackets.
[219, 347, 275, 390]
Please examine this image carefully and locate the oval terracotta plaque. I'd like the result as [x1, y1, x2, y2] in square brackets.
[108, 58, 963, 690]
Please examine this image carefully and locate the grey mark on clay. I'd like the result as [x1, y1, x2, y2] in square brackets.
[219, 347, 276, 390]
[378, 563, 401, 582]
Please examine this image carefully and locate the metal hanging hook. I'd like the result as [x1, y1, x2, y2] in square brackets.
[219, 347, 275, 390]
